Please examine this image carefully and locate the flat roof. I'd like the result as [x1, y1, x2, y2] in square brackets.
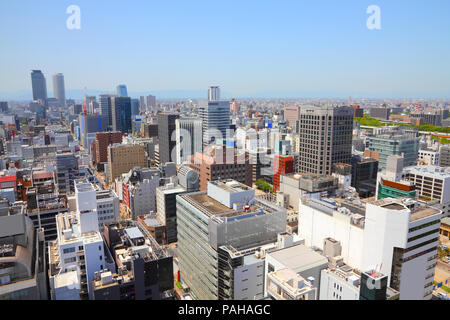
[269, 244, 327, 273]
[124, 227, 144, 240]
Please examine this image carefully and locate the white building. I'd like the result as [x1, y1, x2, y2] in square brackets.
[299, 194, 441, 300]
[264, 243, 328, 298]
[418, 149, 440, 166]
[96, 189, 120, 231]
[267, 268, 317, 300]
[49, 181, 114, 300]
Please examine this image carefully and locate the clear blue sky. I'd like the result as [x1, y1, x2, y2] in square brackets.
[1, 0, 450, 99]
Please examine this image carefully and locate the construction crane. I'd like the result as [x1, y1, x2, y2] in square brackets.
[82, 86, 87, 115]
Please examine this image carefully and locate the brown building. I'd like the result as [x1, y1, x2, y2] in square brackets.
[107, 144, 147, 183]
[137, 215, 166, 245]
[93, 131, 123, 165]
[189, 147, 252, 191]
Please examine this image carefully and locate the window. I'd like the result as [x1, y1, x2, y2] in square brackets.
[63, 247, 75, 254]
[64, 257, 76, 264]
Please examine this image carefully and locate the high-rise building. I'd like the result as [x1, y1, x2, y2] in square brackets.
[48, 181, 110, 300]
[368, 131, 420, 171]
[31, 70, 48, 102]
[52, 73, 66, 106]
[0, 101, 8, 113]
[146, 95, 156, 111]
[299, 191, 441, 300]
[78, 114, 108, 149]
[200, 100, 231, 146]
[99, 94, 116, 129]
[111, 97, 132, 134]
[208, 86, 220, 101]
[176, 180, 286, 300]
[298, 106, 353, 175]
[92, 131, 123, 165]
[175, 118, 202, 164]
[116, 84, 128, 97]
[107, 144, 147, 182]
[130, 98, 140, 116]
[157, 113, 179, 164]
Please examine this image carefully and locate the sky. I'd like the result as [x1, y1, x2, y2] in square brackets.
[1, 0, 450, 99]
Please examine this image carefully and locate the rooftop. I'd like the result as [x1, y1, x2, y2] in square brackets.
[403, 165, 450, 179]
[268, 244, 328, 273]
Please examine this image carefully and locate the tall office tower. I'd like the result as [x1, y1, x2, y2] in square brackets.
[0, 101, 8, 113]
[146, 95, 156, 111]
[175, 118, 202, 164]
[139, 96, 145, 111]
[157, 113, 179, 164]
[200, 100, 231, 146]
[208, 86, 220, 101]
[116, 84, 128, 97]
[284, 105, 301, 132]
[298, 106, 353, 175]
[130, 98, 140, 116]
[176, 180, 286, 300]
[0, 202, 48, 300]
[111, 96, 132, 133]
[99, 94, 115, 129]
[52, 73, 66, 106]
[31, 70, 48, 102]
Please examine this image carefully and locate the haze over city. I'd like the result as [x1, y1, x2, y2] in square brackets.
[1, 0, 450, 99]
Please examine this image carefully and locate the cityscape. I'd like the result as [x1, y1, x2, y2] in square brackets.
[1, 0, 450, 308]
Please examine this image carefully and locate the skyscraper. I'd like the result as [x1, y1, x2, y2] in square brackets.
[146, 94, 156, 111]
[116, 84, 128, 97]
[298, 106, 353, 175]
[175, 118, 203, 164]
[131, 98, 140, 116]
[52, 73, 66, 106]
[31, 70, 48, 102]
[111, 96, 132, 133]
[157, 113, 179, 164]
[200, 100, 231, 146]
[99, 94, 116, 129]
[208, 86, 220, 101]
